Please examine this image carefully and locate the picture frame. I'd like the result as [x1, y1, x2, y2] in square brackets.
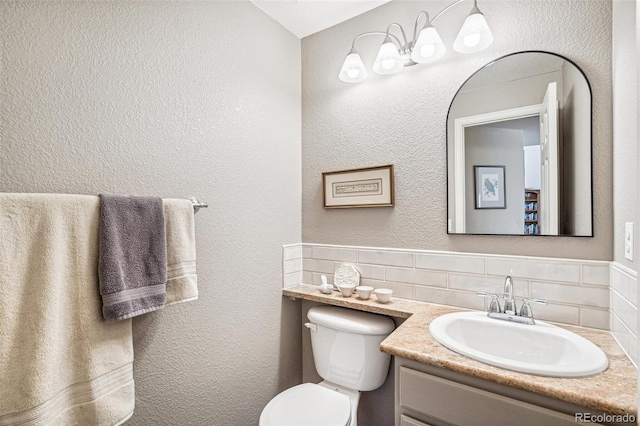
[322, 164, 394, 209]
[474, 165, 506, 209]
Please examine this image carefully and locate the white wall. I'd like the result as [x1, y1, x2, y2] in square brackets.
[611, 0, 639, 363]
[0, 1, 302, 424]
[613, 0, 639, 271]
[302, 0, 612, 260]
[561, 60, 593, 236]
[611, 0, 639, 404]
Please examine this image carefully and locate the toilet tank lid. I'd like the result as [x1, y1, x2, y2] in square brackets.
[307, 305, 395, 335]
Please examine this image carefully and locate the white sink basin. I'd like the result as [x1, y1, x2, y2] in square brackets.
[429, 311, 608, 377]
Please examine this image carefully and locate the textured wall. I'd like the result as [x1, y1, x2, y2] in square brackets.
[0, 2, 302, 425]
[612, 0, 638, 271]
[302, 0, 612, 260]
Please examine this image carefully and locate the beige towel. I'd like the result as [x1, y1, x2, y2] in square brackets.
[0, 194, 134, 426]
[163, 199, 198, 306]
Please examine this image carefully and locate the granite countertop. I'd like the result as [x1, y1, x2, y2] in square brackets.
[283, 284, 637, 417]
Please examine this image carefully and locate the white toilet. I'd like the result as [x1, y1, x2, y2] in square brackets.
[259, 305, 395, 426]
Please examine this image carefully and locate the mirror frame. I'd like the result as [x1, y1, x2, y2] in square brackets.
[446, 50, 594, 237]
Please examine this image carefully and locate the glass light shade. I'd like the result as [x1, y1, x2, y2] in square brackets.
[453, 9, 494, 54]
[372, 41, 404, 75]
[410, 25, 446, 64]
[339, 51, 368, 83]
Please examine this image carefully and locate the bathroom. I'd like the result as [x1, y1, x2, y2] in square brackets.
[0, 0, 637, 425]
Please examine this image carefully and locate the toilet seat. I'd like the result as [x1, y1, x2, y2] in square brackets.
[259, 383, 351, 426]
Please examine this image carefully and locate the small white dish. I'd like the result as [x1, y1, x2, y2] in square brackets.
[374, 288, 393, 303]
[337, 283, 356, 297]
[355, 286, 373, 300]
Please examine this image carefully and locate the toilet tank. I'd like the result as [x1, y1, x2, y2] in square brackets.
[306, 305, 395, 392]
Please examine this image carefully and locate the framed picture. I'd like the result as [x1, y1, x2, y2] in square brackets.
[323, 164, 394, 209]
[474, 165, 506, 209]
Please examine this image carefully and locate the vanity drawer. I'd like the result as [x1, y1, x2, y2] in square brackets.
[399, 366, 579, 426]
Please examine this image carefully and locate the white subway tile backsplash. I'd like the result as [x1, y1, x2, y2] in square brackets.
[629, 334, 638, 367]
[311, 272, 334, 285]
[531, 281, 609, 309]
[415, 287, 484, 310]
[303, 258, 336, 274]
[311, 246, 358, 263]
[385, 267, 447, 288]
[283, 245, 302, 261]
[611, 289, 638, 335]
[529, 302, 580, 326]
[630, 277, 638, 308]
[415, 253, 485, 275]
[353, 264, 385, 281]
[448, 274, 528, 298]
[611, 267, 631, 300]
[580, 307, 610, 330]
[287, 243, 638, 366]
[581, 264, 610, 286]
[358, 250, 413, 268]
[283, 271, 302, 288]
[359, 278, 385, 288]
[284, 259, 302, 274]
[487, 258, 580, 283]
[611, 313, 631, 355]
[369, 280, 414, 300]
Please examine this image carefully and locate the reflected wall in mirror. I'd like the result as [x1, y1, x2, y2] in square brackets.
[447, 51, 592, 236]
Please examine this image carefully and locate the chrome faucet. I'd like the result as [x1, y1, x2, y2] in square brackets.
[502, 276, 516, 315]
[477, 276, 547, 325]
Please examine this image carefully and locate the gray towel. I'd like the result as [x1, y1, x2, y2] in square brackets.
[99, 194, 167, 321]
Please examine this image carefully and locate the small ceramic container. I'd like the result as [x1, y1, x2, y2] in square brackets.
[337, 283, 356, 297]
[355, 286, 373, 300]
[374, 288, 393, 303]
[319, 275, 333, 294]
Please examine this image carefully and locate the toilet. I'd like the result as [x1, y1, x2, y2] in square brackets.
[259, 305, 395, 426]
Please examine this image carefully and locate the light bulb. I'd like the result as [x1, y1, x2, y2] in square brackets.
[346, 68, 360, 79]
[464, 33, 481, 48]
[420, 44, 436, 58]
[339, 50, 368, 83]
[373, 40, 404, 75]
[381, 59, 395, 70]
[410, 25, 445, 64]
[453, 6, 494, 54]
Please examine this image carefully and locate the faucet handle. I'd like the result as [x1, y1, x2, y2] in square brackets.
[519, 298, 548, 318]
[476, 292, 501, 313]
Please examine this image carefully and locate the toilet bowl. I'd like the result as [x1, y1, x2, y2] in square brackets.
[259, 306, 395, 426]
[259, 382, 354, 426]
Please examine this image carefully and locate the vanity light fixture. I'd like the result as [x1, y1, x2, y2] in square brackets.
[338, 0, 493, 83]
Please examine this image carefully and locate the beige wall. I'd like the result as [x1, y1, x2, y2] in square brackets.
[0, 1, 302, 425]
[302, 0, 612, 260]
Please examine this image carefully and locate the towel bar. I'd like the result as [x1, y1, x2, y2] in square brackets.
[188, 197, 208, 213]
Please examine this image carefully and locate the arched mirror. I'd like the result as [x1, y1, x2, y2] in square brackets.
[446, 51, 592, 236]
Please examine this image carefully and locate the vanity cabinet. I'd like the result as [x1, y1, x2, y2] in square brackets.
[394, 358, 616, 426]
